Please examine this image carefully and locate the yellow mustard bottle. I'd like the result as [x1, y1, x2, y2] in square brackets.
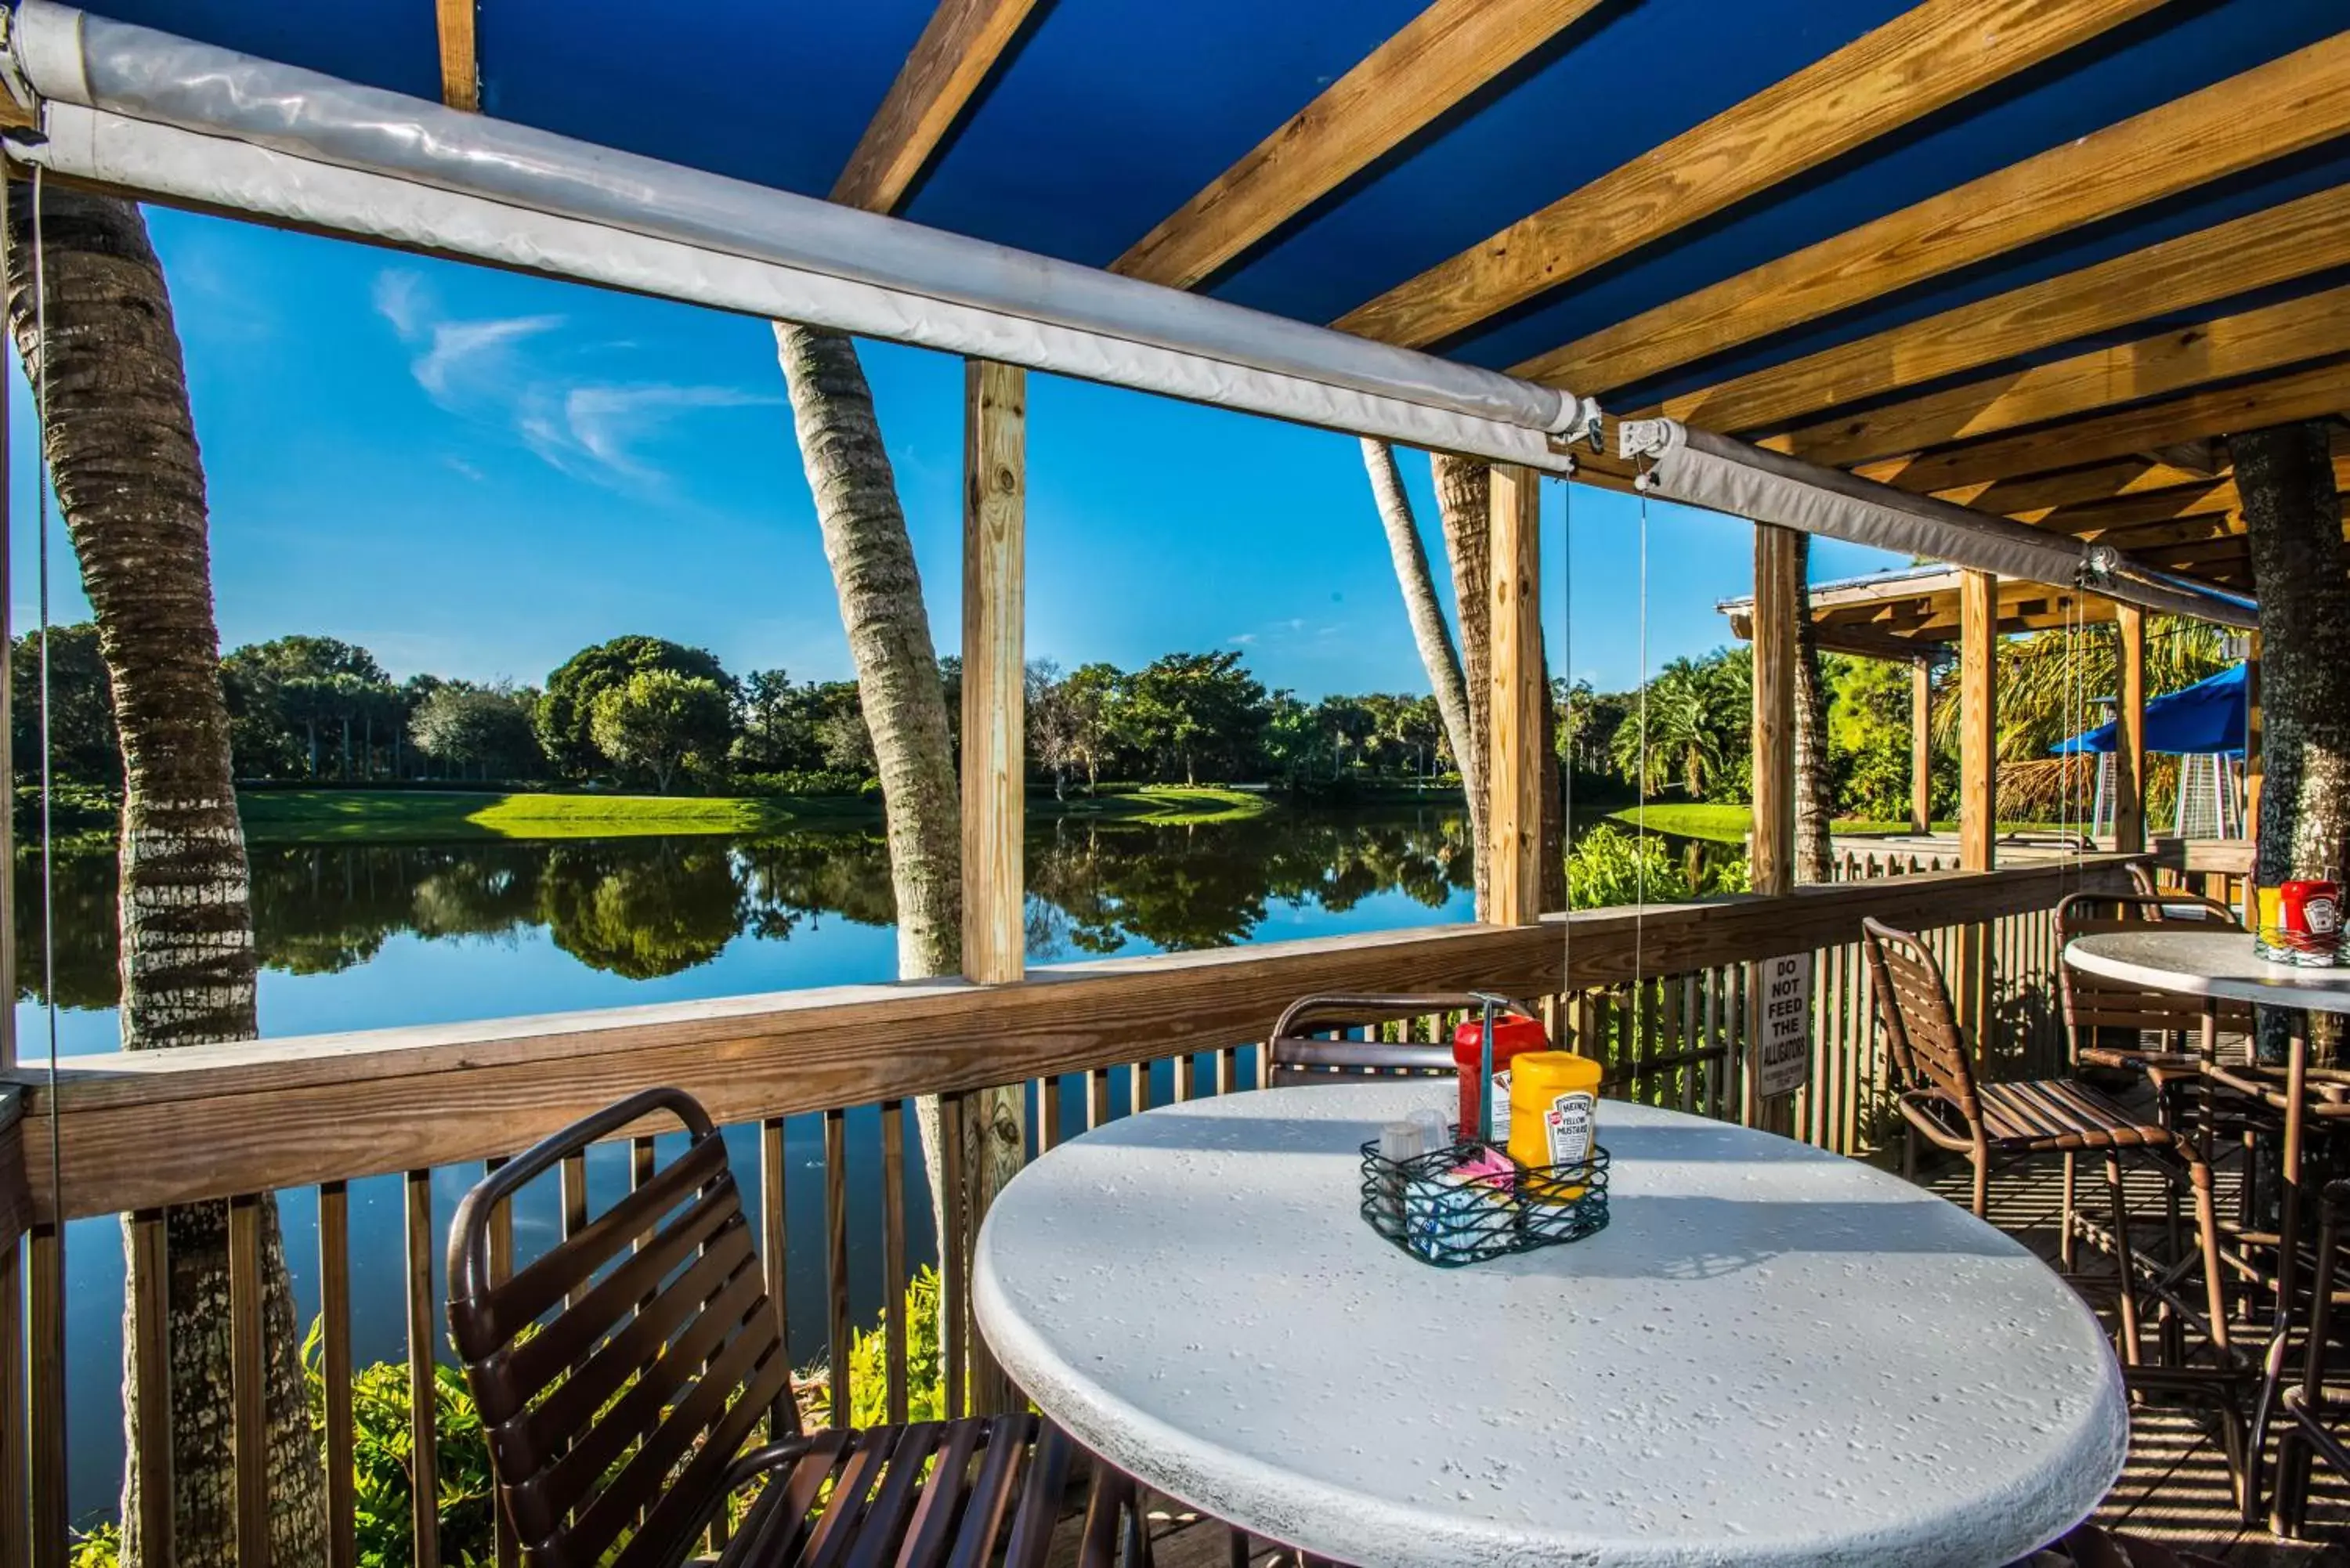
[1509, 1051, 1603, 1201]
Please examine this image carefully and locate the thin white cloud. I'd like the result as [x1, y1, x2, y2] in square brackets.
[413, 315, 564, 400]
[371, 266, 774, 492]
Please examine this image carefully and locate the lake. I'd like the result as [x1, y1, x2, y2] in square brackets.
[16, 804, 1488, 1522]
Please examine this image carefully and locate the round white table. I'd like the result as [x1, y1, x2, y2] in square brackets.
[974, 1082, 2128, 1567]
[2064, 929, 2350, 1014]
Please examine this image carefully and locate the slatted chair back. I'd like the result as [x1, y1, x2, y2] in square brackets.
[1267, 992, 1515, 1088]
[2057, 891, 2253, 1048]
[447, 1087, 789, 1568]
[1860, 918, 1980, 1118]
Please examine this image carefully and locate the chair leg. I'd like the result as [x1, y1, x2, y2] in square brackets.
[1227, 1529, 1251, 1568]
[2186, 1155, 2231, 1357]
[2272, 1190, 2344, 1538]
[1972, 1150, 1989, 1220]
[2061, 1153, 2079, 1272]
[2106, 1153, 2144, 1367]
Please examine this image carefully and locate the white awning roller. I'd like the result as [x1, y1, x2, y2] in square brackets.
[0, 1, 1604, 473]
[1618, 417, 2260, 630]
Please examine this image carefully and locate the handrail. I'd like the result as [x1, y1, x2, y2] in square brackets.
[9, 857, 2132, 1221]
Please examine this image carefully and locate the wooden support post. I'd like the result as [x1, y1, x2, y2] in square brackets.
[2113, 602, 2146, 853]
[1911, 656, 1932, 836]
[959, 359, 1025, 1414]
[1958, 570, 1998, 1058]
[1748, 527, 1800, 1135]
[1958, 571, 1998, 873]
[1750, 526, 1799, 900]
[1486, 464, 1543, 926]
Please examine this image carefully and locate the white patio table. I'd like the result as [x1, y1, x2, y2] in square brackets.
[973, 1081, 2128, 1568]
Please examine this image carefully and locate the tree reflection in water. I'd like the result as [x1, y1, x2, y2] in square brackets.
[15, 809, 1477, 1007]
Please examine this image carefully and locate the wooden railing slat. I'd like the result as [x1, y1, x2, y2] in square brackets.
[880, 1099, 909, 1426]
[24, 1227, 59, 1568]
[757, 1117, 790, 1440]
[404, 1171, 440, 1568]
[227, 1195, 269, 1568]
[938, 1093, 967, 1423]
[320, 1180, 357, 1568]
[0, 1236, 23, 1568]
[822, 1108, 851, 1429]
[127, 1210, 170, 1563]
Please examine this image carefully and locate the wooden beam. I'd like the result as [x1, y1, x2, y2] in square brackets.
[2113, 604, 2146, 854]
[1861, 359, 2350, 496]
[1769, 283, 2350, 470]
[1911, 656, 1933, 835]
[1653, 184, 2350, 436]
[833, 0, 1043, 214]
[959, 359, 1025, 1414]
[1520, 34, 2350, 394]
[1114, 0, 1607, 289]
[436, 0, 478, 113]
[1751, 526, 1799, 898]
[1958, 571, 1998, 873]
[1336, 0, 2164, 350]
[1950, 460, 2208, 519]
[1488, 464, 1544, 925]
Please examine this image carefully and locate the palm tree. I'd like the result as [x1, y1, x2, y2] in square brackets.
[5, 184, 324, 1566]
[772, 323, 1021, 1370]
[1612, 668, 1722, 798]
[1361, 442, 1477, 831]
[1790, 535, 1835, 882]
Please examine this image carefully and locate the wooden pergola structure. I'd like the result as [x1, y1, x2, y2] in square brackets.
[1, 3, 2345, 1555]
[1721, 565, 2165, 848]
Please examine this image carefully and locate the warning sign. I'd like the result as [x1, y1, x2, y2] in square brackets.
[1754, 953, 1811, 1101]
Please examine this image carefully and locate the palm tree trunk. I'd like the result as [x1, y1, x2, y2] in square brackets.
[6, 184, 324, 1568]
[775, 323, 992, 1315]
[1361, 442, 1480, 848]
[2240, 419, 2350, 1064]
[1791, 534, 1835, 883]
[1432, 456, 1492, 916]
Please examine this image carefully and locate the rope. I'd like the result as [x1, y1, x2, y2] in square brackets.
[1560, 472, 1572, 1004]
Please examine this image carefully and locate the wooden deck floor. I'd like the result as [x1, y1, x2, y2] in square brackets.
[1056, 1142, 2350, 1566]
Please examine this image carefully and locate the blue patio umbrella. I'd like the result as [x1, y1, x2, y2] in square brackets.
[2050, 663, 2249, 757]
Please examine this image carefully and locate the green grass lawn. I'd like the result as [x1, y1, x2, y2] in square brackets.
[1047, 785, 1273, 825]
[1606, 801, 2068, 844]
[238, 789, 817, 843]
[237, 783, 1278, 844]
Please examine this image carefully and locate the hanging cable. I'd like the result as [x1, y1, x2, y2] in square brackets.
[1559, 468, 1573, 1014]
[31, 166, 68, 1451]
[1633, 482, 1650, 1056]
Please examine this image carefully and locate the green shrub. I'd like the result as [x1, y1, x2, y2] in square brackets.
[302, 1320, 498, 1568]
[804, 1266, 948, 1430]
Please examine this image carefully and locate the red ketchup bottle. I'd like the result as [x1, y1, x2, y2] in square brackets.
[2282, 878, 2341, 959]
[1451, 1012, 1550, 1145]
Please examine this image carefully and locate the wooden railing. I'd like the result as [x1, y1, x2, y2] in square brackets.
[0, 855, 2131, 1565]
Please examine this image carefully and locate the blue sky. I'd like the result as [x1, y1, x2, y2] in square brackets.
[8, 206, 1907, 698]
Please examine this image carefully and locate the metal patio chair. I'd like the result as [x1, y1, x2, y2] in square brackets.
[1861, 919, 2230, 1362]
[447, 1086, 1139, 1568]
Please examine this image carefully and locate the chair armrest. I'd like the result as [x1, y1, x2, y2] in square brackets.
[721, 1435, 822, 1493]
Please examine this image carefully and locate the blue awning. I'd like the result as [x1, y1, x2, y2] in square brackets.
[2052, 663, 2248, 758]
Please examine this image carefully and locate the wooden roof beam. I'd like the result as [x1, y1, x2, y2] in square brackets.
[436, 0, 477, 112]
[1649, 185, 2350, 435]
[1114, 0, 1608, 290]
[832, 0, 1043, 215]
[1335, 0, 2167, 350]
[1520, 32, 2350, 395]
[1862, 360, 2350, 496]
[1765, 282, 2350, 469]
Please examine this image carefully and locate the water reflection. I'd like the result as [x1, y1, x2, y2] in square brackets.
[18, 808, 1476, 1009]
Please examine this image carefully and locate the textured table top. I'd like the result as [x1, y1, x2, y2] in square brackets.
[2067, 928, 2350, 1013]
[974, 1082, 2126, 1568]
